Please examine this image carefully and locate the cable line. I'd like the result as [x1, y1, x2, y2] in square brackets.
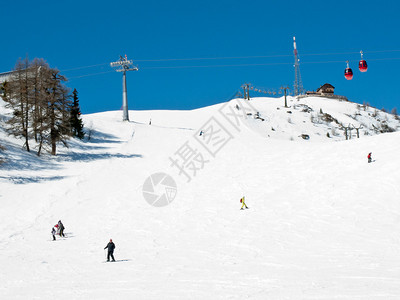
[68, 70, 115, 80]
[60, 49, 400, 73]
[61, 63, 109, 72]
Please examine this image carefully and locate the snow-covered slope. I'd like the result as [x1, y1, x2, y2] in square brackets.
[1, 97, 400, 299]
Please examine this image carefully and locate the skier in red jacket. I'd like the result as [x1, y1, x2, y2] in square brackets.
[367, 152, 372, 163]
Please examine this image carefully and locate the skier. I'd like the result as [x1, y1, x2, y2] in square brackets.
[240, 196, 249, 210]
[149, 118, 152, 125]
[58, 220, 65, 237]
[104, 239, 116, 262]
[199, 130, 203, 136]
[54, 224, 60, 235]
[51, 227, 56, 241]
[368, 152, 372, 163]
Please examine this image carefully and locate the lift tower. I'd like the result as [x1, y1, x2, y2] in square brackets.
[293, 37, 304, 96]
[110, 55, 138, 121]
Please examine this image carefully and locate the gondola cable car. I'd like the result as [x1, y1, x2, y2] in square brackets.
[344, 60, 353, 80]
[359, 50, 368, 72]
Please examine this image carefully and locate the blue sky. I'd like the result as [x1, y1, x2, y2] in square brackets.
[1, 0, 399, 114]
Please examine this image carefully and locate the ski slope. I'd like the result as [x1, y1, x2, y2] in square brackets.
[1, 97, 400, 299]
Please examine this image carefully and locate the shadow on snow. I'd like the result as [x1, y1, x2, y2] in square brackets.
[0, 130, 142, 184]
[0, 175, 66, 184]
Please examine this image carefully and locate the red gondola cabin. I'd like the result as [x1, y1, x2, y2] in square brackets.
[359, 60, 368, 72]
[345, 67, 353, 80]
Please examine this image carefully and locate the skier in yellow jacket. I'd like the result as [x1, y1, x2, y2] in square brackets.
[240, 196, 248, 210]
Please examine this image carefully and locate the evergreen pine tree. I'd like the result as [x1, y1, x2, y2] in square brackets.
[70, 88, 85, 139]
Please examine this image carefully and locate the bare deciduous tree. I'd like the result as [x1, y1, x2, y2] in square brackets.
[2, 58, 32, 151]
[40, 68, 72, 155]
[1, 58, 72, 156]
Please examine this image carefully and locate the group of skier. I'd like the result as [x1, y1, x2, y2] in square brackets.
[51, 220, 65, 241]
[50, 220, 117, 262]
[49, 151, 372, 262]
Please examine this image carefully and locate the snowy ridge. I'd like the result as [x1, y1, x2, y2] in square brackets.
[1, 96, 400, 299]
[240, 96, 399, 141]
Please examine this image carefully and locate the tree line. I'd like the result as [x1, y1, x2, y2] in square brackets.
[0, 58, 84, 156]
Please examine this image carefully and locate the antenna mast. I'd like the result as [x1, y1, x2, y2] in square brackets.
[110, 55, 138, 121]
[293, 37, 304, 96]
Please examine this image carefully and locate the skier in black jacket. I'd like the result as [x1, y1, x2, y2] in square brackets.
[51, 227, 56, 241]
[58, 220, 65, 237]
[104, 239, 116, 262]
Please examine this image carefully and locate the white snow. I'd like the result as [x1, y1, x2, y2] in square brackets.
[1, 96, 400, 299]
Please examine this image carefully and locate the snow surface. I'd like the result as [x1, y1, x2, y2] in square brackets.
[1, 96, 400, 299]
